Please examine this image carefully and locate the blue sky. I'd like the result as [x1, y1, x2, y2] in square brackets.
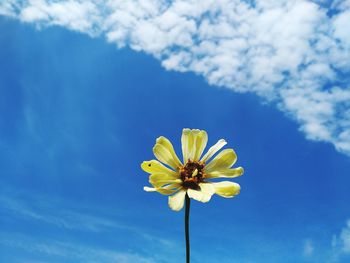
[1, 1, 350, 262]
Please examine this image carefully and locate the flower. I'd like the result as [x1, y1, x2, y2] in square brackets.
[141, 129, 244, 211]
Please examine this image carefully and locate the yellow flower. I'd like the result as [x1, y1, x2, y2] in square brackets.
[141, 129, 244, 211]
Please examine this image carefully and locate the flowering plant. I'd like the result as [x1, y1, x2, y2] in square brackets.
[141, 129, 244, 262]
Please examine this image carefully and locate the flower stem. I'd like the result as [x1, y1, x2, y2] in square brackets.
[185, 194, 190, 263]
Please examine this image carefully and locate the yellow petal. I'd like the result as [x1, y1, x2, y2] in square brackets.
[168, 190, 187, 211]
[181, 128, 195, 163]
[205, 149, 237, 172]
[199, 183, 216, 195]
[157, 188, 179, 195]
[212, 181, 240, 198]
[187, 183, 215, 203]
[144, 184, 182, 195]
[149, 173, 181, 187]
[205, 167, 244, 179]
[150, 180, 181, 188]
[144, 186, 157, 192]
[141, 160, 178, 177]
[157, 137, 182, 165]
[193, 130, 208, 161]
[149, 173, 178, 182]
[153, 139, 182, 170]
[162, 183, 182, 192]
[200, 139, 227, 163]
[182, 129, 208, 162]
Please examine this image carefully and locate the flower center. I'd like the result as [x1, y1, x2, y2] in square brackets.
[180, 160, 205, 190]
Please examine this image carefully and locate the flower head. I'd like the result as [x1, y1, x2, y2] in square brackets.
[141, 129, 244, 211]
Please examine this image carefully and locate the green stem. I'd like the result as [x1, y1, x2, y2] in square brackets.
[185, 194, 191, 263]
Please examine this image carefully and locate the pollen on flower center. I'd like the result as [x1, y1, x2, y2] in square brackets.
[180, 160, 205, 190]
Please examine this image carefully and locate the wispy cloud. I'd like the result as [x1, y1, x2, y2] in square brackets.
[0, 233, 156, 263]
[298, 221, 350, 263]
[318, 219, 350, 263]
[340, 221, 350, 253]
[0, 193, 125, 232]
[303, 239, 314, 257]
[0, 188, 177, 241]
[332, 220, 350, 254]
[1, 0, 350, 156]
[0, 189, 180, 262]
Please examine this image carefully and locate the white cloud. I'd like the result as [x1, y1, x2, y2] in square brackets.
[0, 193, 126, 233]
[331, 0, 350, 12]
[0, 0, 20, 17]
[340, 220, 350, 253]
[303, 239, 314, 257]
[0, 233, 155, 263]
[0, 189, 180, 262]
[333, 10, 350, 47]
[326, 220, 350, 262]
[0, 191, 145, 234]
[1, 0, 350, 156]
[18, 0, 101, 35]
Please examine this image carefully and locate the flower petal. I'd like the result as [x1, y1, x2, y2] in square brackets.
[153, 136, 182, 170]
[212, 181, 240, 198]
[157, 188, 180, 195]
[182, 129, 208, 162]
[149, 173, 179, 181]
[144, 186, 157, 192]
[205, 149, 237, 172]
[168, 190, 187, 211]
[193, 130, 208, 161]
[149, 173, 181, 187]
[187, 183, 215, 203]
[199, 183, 216, 195]
[181, 128, 195, 163]
[144, 184, 182, 195]
[141, 160, 178, 177]
[205, 167, 244, 179]
[200, 139, 227, 163]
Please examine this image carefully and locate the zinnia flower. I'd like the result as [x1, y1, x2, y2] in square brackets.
[141, 129, 244, 211]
